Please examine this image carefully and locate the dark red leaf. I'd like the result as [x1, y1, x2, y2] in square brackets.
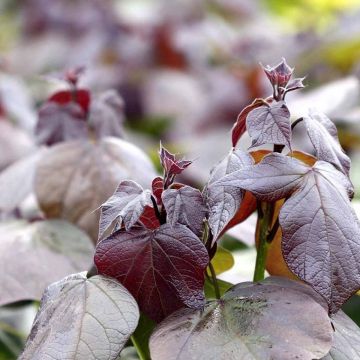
[152, 177, 164, 204]
[247, 101, 291, 150]
[35, 101, 88, 146]
[94, 223, 209, 322]
[139, 205, 161, 230]
[162, 185, 207, 237]
[231, 98, 268, 147]
[49, 89, 90, 113]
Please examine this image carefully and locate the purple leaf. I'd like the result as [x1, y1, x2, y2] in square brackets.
[262, 58, 293, 89]
[304, 109, 351, 177]
[152, 177, 164, 204]
[150, 277, 333, 360]
[94, 223, 209, 322]
[205, 149, 253, 243]
[246, 101, 291, 149]
[162, 185, 207, 237]
[322, 310, 360, 359]
[88, 90, 125, 139]
[99, 180, 153, 238]
[280, 161, 360, 313]
[159, 144, 192, 186]
[231, 98, 268, 148]
[217, 153, 310, 202]
[285, 77, 306, 95]
[36, 101, 88, 146]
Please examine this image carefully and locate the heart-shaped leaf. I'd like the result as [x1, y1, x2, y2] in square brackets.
[36, 101, 88, 146]
[247, 101, 291, 149]
[231, 98, 268, 147]
[94, 223, 209, 322]
[20, 273, 139, 360]
[304, 109, 351, 177]
[217, 153, 309, 202]
[162, 185, 207, 237]
[34, 138, 156, 240]
[205, 149, 253, 242]
[0, 220, 94, 306]
[281, 161, 360, 313]
[216, 153, 360, 313]
[150, 277, 333, 360]
[99, 180, 153, 238]
[322, 310, 360, 359]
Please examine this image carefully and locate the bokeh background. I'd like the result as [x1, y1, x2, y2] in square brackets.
[1, 0, 360, 358]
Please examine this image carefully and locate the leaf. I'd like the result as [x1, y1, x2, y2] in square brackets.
[0, 149, 45, 212]
[217, 153, 310, 202]
[20, 273, 139, 360]
[246, 101, 291, 149]
[34, 138, 156, 240]
[88, 90, 125, 139]
[162, 185, 207, 237]
[322, 310, 360, 359]
[231, 98, 267, 147]
[205, 149, 253, 243]
[0, 220, 94, 306]
[152, 177, 164, 204]
[149, 277, 333, 360]
[35, 101, 88, 146]
[304, 109, 351, 176]
[99, 180, 153, 238]
[94, 223, 209, 322]
[280, 161, 360, 313]
[208, 246, 234, 275]
[159, 144, 192, 186]
[139, 206, 161, 230]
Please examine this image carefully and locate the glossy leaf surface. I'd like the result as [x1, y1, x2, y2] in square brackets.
[150, 277, 333, 360]
[20, 273, 139, 360]
[94, 223, 209, 322]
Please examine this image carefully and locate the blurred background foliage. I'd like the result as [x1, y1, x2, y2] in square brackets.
[1, 0, 360, 358]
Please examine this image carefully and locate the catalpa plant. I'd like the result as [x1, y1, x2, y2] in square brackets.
[21, 59, 360, 360]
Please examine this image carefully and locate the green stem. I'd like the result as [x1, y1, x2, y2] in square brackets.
[131, 335, 148, 360]
[253, 203, 272, 282]
[208, 262, 220, 299]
